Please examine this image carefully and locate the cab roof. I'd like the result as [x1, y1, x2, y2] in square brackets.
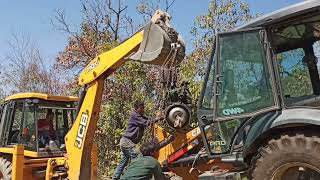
[234, 0, 320, 30]
[5, 93, 79, 102]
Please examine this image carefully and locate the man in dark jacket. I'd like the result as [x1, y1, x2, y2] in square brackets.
[112, 101, 162, 180]
[120, 141, 168, 180]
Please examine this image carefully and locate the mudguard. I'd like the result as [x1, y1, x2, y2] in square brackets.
[241, 108, 320, 155]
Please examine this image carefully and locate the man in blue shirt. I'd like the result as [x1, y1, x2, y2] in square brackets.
[112, 101, 163, 180]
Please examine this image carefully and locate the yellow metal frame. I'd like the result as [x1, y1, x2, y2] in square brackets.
[63, 29, 146, 179]
[154, 125, 201, 164]
[5, 144, 98, 180]
[0, 147, 47, 157]
[65, 78, 103, 179]
[5, 93, 79, 102]
[12, 145, 24, 180]
[45, 157, 66, 180]
[78, 31, 144, 86]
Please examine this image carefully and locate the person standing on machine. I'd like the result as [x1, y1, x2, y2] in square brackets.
[112, 100, 163, 180]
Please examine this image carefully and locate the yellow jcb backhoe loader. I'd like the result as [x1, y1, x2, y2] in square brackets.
[0, 93, 80, 179]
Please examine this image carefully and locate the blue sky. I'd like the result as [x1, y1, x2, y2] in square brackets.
[0, 0, 301, 66]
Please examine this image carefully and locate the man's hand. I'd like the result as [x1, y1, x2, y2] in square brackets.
[154, 116, 164, 123]
[151, 117, 164, 125]
[155, 111, 164, 119]
[156, 111, 165, 121]
[164, 171, 176, 180]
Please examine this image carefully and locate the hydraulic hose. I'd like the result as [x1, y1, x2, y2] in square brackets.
[76, 86, 87, 116]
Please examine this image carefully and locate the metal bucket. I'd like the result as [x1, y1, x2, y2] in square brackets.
[129, 21, 186, 67]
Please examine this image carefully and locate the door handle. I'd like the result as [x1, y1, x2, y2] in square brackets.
[215, 75, 223, 96]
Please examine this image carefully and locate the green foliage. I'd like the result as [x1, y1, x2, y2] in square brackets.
[180, 0, 253, 123]
[277, 53, 313, 97]
[281, 67, 313, 97]
[276, 48, 314, 98]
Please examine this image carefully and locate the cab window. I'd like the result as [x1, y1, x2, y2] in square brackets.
[272, 16, 320, 106]
[217, 30, 274, 117]
[21, 103, 36, 150]
[8, 102, 23, 144]
[37, 102, 76, 150]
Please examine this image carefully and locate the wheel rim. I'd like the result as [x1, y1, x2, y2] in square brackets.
[272, 162, 320, 180]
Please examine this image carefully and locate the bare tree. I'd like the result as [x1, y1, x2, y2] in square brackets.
[51, 0, 138, 71]
[137, 0, 176, 21]
[1, 32, 64, 95]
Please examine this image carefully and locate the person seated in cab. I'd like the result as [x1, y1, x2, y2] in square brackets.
[38, 110, 56, 148]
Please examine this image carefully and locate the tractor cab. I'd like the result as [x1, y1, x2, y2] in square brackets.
[197, 1, 320, 179]
[0, 93, 78, 156]
[198, 0, 320, 156]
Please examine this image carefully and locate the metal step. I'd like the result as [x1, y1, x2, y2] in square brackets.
[199, 171, 242, 180]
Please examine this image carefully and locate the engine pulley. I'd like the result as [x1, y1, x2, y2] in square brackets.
[165, 103, 190, 130]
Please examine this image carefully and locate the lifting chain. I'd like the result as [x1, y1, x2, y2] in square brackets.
[143, 43, 180, 144]
[143, 20, 188, 143]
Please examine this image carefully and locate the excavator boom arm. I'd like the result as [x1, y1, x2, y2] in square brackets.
[78, 31, 144, 86]
[64, 10, 185, 180]
[78, 10, 185, 86]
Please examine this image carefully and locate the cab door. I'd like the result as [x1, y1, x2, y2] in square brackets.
[199, 28, 280, 156]
[214, 29, 279, 119]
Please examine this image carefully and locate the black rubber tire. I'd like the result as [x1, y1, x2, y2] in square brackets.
[0, 157, 12, 180]
[250, 134, 320, 180]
